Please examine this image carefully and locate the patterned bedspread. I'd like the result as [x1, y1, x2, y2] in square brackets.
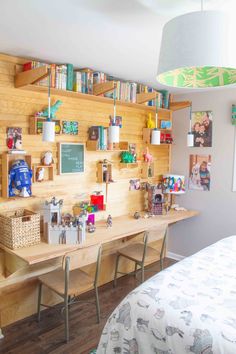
[97, 236, 236, 354]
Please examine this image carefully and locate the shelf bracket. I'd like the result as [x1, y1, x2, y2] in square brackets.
[169, 101, 191, 111]
[93, 81, 115, 96]
[14, 66, 49, 88]
[136, 92, 157, 104]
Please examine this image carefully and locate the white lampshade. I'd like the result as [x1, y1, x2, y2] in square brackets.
[108, 125, 119, 143]
[157, 11, 236, 88]
[187, 132, 194, 147]
[151, 128, 160, 145]
[42, 121, 55, 142]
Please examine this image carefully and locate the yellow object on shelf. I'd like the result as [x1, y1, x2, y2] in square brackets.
[147, 113, 155, 129]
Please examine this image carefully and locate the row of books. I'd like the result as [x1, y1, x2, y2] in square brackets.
[88, 126, 108, 150]
[23, 61, 170, 108]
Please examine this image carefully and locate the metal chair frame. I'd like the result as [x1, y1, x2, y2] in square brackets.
[37, 245, 102, 343]
[113, 228, 168, 287]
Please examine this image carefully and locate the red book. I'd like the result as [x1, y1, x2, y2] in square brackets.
[23, 62, 32, 71]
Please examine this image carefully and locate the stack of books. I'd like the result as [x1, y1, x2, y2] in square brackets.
[22, 60, 170, 107]
[23, 61, 73, 91]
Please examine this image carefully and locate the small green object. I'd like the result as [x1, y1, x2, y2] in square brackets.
[120, 151, 134, 163]
[41, 100, 63, 119]
[232, 105, 236, 125]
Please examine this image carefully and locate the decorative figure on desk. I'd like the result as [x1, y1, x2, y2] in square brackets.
[133, 211, 141, 219]
[106, 214, 112, 227]
[147, 113, 155, 129]
[87, 222, 96, 233]
[143, 147, 153, 163]
[37, 100, 63, 119]
[36, 167, 45, 182]
[9, 159, 32, 197]
[41, 151, 54, 166]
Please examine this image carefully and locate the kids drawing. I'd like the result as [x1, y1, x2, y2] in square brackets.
[189, 155, 211, 191]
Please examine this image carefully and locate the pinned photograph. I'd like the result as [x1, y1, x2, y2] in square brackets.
[189, 154, 211, 191]
[129, 179, 140, 191]
[191, 111, 212, 147]
[7, 127, 23, 150]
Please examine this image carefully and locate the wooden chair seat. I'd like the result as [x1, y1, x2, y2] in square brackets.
[118, 243, 160, 264]
[39, 268, 94, 297]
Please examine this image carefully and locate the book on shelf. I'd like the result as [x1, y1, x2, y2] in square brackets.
[21, 60, 170, 108]
[88, 126, 108, 150]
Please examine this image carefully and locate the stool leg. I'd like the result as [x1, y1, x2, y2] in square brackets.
[37, 283, 42, 322]
[64, 295, 69, 343]
[113, 254, 120, 288]
[95, 286, 100, 323]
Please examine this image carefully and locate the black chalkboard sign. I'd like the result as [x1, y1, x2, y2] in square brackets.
[59, 143, 84, 174]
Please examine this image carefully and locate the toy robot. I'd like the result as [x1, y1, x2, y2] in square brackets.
[9, 160, 32, 197]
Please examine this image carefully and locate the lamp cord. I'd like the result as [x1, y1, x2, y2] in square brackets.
[155, 96, 158, 129]
[189, 104, 192, 132]
[113, 84, 116, 125]
[48, 67, 51, 121]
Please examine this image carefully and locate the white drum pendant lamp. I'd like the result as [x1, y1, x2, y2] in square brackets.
[42, 68, 55, 142]
[108, 86, 120, 144]
[157, 8, 236, 88]
[187, 104, 194, 147]
[151, 97, 160, 145]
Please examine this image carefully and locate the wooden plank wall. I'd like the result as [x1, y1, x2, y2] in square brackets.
[0, 53, 172, 327]
[0, 53, 171, 216]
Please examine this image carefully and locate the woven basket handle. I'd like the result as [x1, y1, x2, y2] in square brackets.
[21, 215, 32, 222]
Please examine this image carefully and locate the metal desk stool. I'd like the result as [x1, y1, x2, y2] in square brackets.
[37, 243, 102, 343]
[113, 224, 168, 286]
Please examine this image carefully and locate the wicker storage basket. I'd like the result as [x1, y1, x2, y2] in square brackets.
[0, 209, 40, 249]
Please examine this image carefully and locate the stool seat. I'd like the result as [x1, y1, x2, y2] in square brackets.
[39, 269, 94, 297]
[118, 243, 160, 263]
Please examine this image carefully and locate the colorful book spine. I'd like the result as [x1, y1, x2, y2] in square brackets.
[66, 64, 74, 91]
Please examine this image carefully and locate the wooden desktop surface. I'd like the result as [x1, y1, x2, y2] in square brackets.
[0, 210, 199, 265]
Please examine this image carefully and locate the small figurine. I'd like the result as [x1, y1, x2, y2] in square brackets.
[133, 211, 141, 219]
[37, 100, 63, 119]
[87, 222, 96, 233]
[41, 151, 54, 166]
[143, 147, 153, 163]
[36, 167, 45, 182]
[106, 214, 112, 227]
[147, 113, 155, 129]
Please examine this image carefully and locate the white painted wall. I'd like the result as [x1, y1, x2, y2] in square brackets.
[168, 88, 236, 257]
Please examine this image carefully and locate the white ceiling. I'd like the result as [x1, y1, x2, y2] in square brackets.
[0, 0, 235, 92]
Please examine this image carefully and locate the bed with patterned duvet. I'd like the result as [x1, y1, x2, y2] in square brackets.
[97, 236, 236, 354]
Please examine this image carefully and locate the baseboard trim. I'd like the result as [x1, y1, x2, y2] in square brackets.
[167, 251, 185, 261]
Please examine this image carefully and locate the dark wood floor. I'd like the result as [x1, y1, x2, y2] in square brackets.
[0, 258, 176, 354]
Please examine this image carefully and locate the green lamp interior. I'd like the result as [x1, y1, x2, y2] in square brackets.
[157, 66, 236, 88]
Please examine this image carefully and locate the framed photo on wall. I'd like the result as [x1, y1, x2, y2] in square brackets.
[189, 154, 211, 191]
[191, 111, 213, 147]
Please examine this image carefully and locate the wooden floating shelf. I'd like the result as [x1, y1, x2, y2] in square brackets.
[119, 162, 139, 169]
[14, 66, 191, 113]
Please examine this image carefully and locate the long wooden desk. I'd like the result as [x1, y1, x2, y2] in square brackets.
[0, 210, 199, 329]
[0, 210, 199, 265]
